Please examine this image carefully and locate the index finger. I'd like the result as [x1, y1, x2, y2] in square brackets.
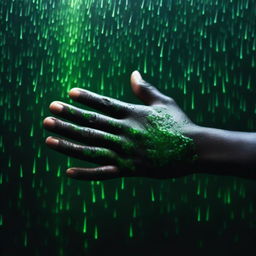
[69, 88, 133, 118]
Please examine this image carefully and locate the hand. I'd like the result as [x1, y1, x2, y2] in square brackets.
[43, 71, 198, 180]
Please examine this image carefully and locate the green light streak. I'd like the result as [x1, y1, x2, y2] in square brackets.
[83, 216, 87, 233]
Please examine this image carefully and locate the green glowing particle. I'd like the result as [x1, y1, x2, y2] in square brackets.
[19, 185, 22, 199]
[60, 179, 64, 195]
[77, 187, 81, 196]
[197, 207, 201, 222]
[32, 159, 36, 174]
[24, 232, 27, 247]
[203, 188, 207, 199]
[66, 201, 70, 211]
[129, 224, 133, 238]
[101, 183, 105, 200]
[132, 187, 136, 197]
[57, 166, 61, 178]
[8, 157, 11, 168]
[83, 216, 87, 233]
[121, 178, 125, 190]
[197, 181, 200, 195]
[206, 206, 210, 222]
[92, 186, 96, 203]
[83, 201, 87, 213]
[37, 147, 41, 158]
[84, 240, 88, 249]
[55, 227, 59, 237]
[30, 125, 34, 137]
[114, 188, 119, 201]
[94, 225, 98, 240]
[20, 165, 23, 178]
[113, 209, 117, 219]
[132, 206, 137, 219]
[150, 187, 155, 202]
[46, 157, 50, 172]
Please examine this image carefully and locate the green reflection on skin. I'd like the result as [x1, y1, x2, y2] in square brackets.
[103, 134, 134, 153]
[67, 105, 93, 120]
[117, 158, 136, 172]
[82, 112, 93, 119]
[83, 147, 107, 157]
[108, 120, 123, 129]
[67, 105, 75, 114]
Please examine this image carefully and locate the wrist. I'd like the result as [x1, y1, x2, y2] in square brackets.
[183, 124, 256, 178]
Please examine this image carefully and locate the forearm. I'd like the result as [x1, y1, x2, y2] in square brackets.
[184, 125, 256, 179]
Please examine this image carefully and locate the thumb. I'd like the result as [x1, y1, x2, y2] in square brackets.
[130, 71, 171, 105]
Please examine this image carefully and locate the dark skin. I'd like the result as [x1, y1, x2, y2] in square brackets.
[43, 71, 256, 180]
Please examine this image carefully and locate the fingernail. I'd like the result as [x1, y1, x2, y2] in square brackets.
[66, 168, 75, 175]
[46, 137, 59, 146]
[133, 70, 142, 82]
[69, 88, 80, 98]
[43, 117, 55, 128]
[50, 102, 63, 113]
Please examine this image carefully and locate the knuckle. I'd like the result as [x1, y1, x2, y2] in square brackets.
[137, 80, 149, 86]
[100, 97, 112, 107]
[165, 96, 175, 104]
[55, 121, 63, 131]
[57, 120, 65, 129]
[80, 128, 90, 138]
[88, 113, 97, 124]
[139, 81, 154, 90]
[87, 94, 94, 102]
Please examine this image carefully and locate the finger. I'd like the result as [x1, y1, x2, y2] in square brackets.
[66, 165, 121, 181]
[45, 136, 117, 165]
[43, 117, 125, 153]
[49, 101, 127, 134]
[69, 88, 133, 118]
[130, 71, 173, 105]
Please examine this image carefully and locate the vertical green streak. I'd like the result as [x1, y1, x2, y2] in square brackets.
[24, 232, 28, 247]
[32, 159, 36, 174]
[83, 201, 87, 213]
[206, 206, 210, 221]
[92, 185, 96, 203]
[56, 0, 90, 92]
[151, 187, 155, 202]
[101, 183, 105, 200]
[20, 165, 23, 178]
[197, 207, 201, 222]
[129, 223, 133, 238]
[94, 225, 98, 239]
[83, 216, 87, 233]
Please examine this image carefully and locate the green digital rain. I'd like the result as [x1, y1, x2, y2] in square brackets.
[1, 0, 256, 254]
